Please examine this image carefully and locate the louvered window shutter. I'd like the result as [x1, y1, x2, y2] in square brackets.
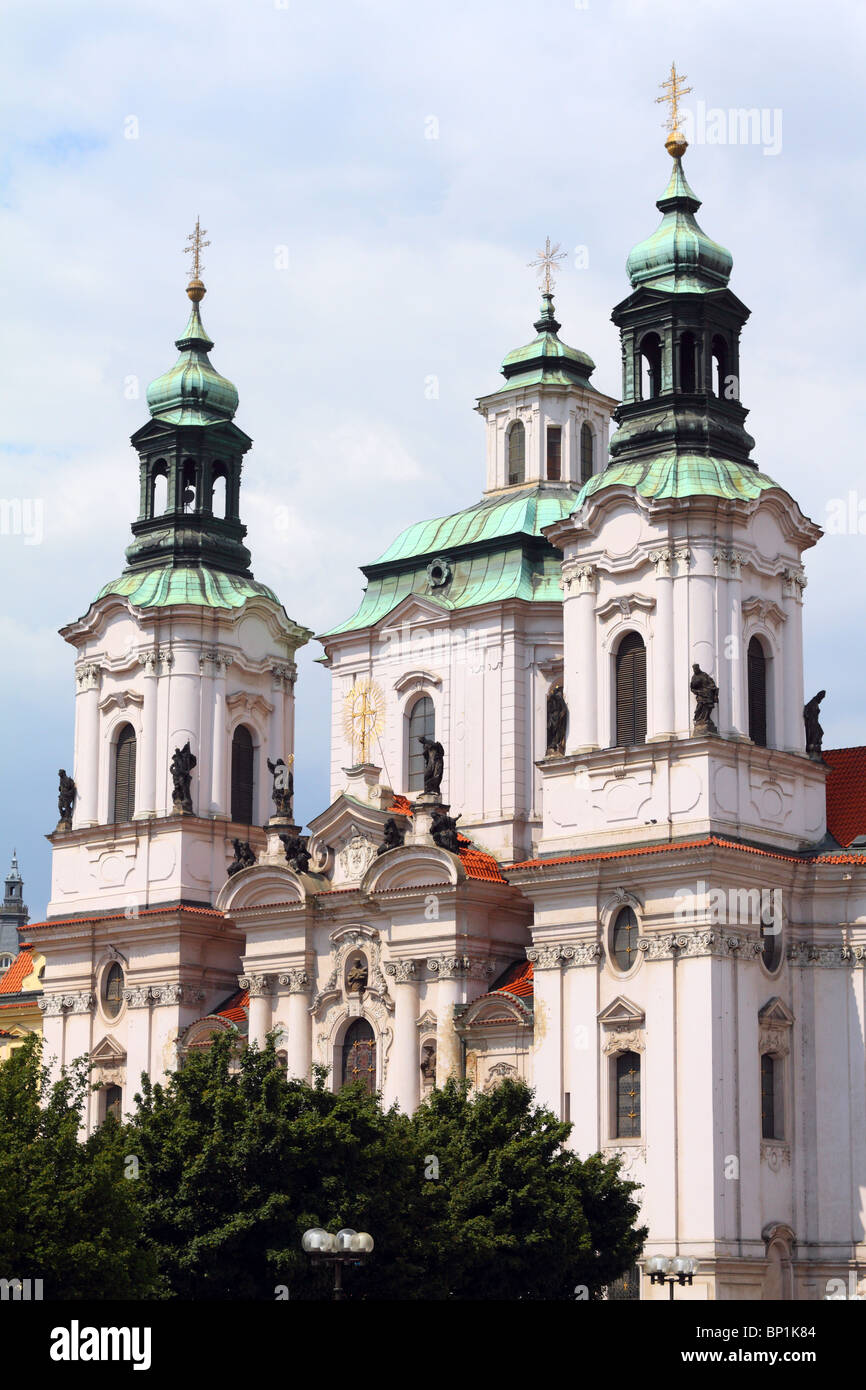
[615, 633, 647, 746]
[748, 638, 767, 746]
[231, 726, 255, 824]
[113, 724, 136, 823]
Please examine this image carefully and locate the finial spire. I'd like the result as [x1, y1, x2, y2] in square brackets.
[184, 217, 211, 302]
[528, 237, 567, 297]
[656, 62, 692, 158]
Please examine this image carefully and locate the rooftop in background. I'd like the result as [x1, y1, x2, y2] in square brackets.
[824, 748, 866, 848]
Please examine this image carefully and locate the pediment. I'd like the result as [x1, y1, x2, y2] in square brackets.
[306, 794, 405, 877]
[373, 593, 452, 631]
[215, 864, 308, 913]
[91, 1034, 127, 1064]
[758, 997, 794, 1027]
[393, 668, 443, 695]
[598, 996, 645, 1027]
[363, 844, 465, 893]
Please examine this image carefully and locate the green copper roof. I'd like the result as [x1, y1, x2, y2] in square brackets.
[96, 565, 281, 610]
[493, 294, 596, 393]
[574, 455, 780, 506]
[323, 485, 577, 635]
[146, 286, 239, 426]
[626, 156, 733, 294]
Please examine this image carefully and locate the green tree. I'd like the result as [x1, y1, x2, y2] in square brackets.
[409, 1077, 646, 1299]
[0, 1035, 162, 1299]
[127, 1033, 426, 1299]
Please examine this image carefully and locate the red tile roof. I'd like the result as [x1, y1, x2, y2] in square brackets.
[385, 797, 506, 882]
[489, 958, 533, 998]
[824, 747, 866, 849]
[388, 796, 413, 817]
[26, 905, 227, 932]
[216, 987, 249, 1023]
[0, 945, 36, 995]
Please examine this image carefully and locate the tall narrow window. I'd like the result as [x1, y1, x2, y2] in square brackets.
[639, 333, 662, 400]
[546, 426, 562, 481]
[113, 724, 136, 823]
[103, 962, 124, 1019]
[580, 422, 594, 483]
[508, 421, 525, 485]
[616, 1051, 641, 1138]
[180, 457, 197, 512]
[761, 1054, 782, 1139]
[211, 468, 227, 518]
[748, 637, 768, 747]
[712, 334, 730, 397]
[611, 906, 639, 971]
[407, 696, 435, 792]
[231, 725, 255, 824]
[150, 461, 168, 516]
[341, 1018, 376, 1093]
[679, 331, 697, 392]
[615, 632, 647, 747]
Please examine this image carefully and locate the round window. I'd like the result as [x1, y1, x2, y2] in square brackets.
[103, 962, 125, 1018]
[761, 925, 783, 972]
[426, 557, 452, 589]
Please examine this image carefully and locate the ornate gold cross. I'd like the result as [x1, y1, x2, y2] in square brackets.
[528, 237, 567, 296]
[184, 216, 211, 280]
[656, 62, 692, 133]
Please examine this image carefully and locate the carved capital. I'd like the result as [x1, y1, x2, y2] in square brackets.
[561, 561, 598, 596]
[39, 994, 66, 1016]
[271, 662, 297, 687]
[426, 955, 470, 980]
[123, 986, 154, 1009]
[151, 983, 205, 1007]
[649, 548, 674, 578]
[526, 943, 578, 970]
[239, 973, 273, 998]
[384, 959, 421, 985]
[278, 969, 311, 994]
[75, 662, 101, 692]
[782, 566, 807, 601]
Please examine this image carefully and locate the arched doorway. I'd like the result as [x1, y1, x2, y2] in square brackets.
[341, 1018, 376, 1093]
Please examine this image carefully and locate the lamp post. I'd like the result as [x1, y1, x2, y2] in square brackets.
[301, 1227, 374, 1301]
[646, 1255, 698, 1300]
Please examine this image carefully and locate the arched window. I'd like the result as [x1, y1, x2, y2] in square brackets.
[211, 465, 227, 519]
[711, 334, 730, 397]
[615, 1051, 641, 1138]
[103, 962, 124, 1019]
[679, 331, 697, 392]
[580, 423, 594, 483]
[150, 461, 168, 516]
[747, 637, 768, 747]
[103, 1084, 122, 1123]
[230, 725, 254, 824]
[113, 724, 136, 823]
[0, 955, 13, 972]
[639, 333, 662, 400]
[761, 1054, 783, 1140]
[546, 426, 562, 481]
[180, 457, 197, 512]
[341, 1018, 376, 1093]
[615, 632, 647, 747]
[407, 696, 435, 792]
[508, 421, 525, 485]
[611, 906, 639, 971]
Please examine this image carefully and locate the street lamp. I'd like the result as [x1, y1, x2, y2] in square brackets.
[301, 1227, 374, 1301]
[646, 1255, 698, 1300]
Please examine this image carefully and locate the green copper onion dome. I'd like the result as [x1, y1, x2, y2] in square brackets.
[496, 293, 596, 391]
[145, 278, 239, 425]
[626, 152, 733, 294]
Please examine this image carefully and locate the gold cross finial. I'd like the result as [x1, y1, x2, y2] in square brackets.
[184, 216, 211, 282]
[528, 237, 567, 296]
[656, 62, 692, 134]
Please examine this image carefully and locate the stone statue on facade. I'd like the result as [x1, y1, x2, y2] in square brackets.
[420, 1041, 437, 1085]
[279, 832, 311, 875]
[804, 690, 826, 760]
[546, 684, 568, 755]
[170, 742, 197, 814]
[690, 663, 719, 734]
[419, 735, 445, 796]
[267, 756, 294, 820]
[57, 769, 76, 828]
[431, 808, 462, 854]
[227, 839, 256, 877]
[377, 816, 406, 855]
[347, 957, 368, 994]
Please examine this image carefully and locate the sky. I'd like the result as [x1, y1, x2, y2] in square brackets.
[2, 0, 865, 918]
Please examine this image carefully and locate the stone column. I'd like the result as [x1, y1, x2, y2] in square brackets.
[383, 959, 421, 1111]
[210, 655, 231, 817]
[74, 663, 101, 826]
[649, 550, 675, 739]
[526, 945, 572, 1116]
[427, 956, 468, 1086]
[155, 647, 174, 814]
[279, 969, 312, 1080]
[167, 646, 200, 813]
[562, 563, 598, 751]
[781, 567, 807, 751]
[728, 556, 746, 736]
[689, 546, 717, 706]
[241, 973, 273, 1048]
[137, 652, 159, 817]
[124, 986, 155, 1113]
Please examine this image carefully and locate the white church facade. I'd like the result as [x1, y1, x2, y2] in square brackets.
[30, 137, 866, 1302]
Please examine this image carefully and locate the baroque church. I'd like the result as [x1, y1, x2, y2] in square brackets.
[30, 120, 866, 1301]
